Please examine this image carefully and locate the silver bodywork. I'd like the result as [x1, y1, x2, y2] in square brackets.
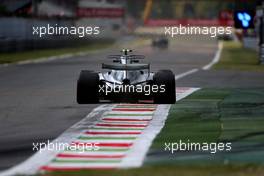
[99, 53, 154, 87]
[77, 49, 175, 104]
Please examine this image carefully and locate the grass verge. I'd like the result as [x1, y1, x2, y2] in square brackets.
[214, 41, 264, 71]
[43, 88, 264, 176]
[0, 41, 114, 64]
[47, 165, 264, 176]
[146, 88, 264, 166]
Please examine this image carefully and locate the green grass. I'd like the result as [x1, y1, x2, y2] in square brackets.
[41, 88, 264, 176]
[214, 41, 264, 71]
[46, 165, 264, 176]
[151, 89, 230, 149]
[0, 41, 113, 64]
[147, 88, 264, 166]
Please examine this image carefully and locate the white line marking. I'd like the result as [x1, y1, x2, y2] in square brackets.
[45, 162, 120, 168]
[174, 41, 223, 81]
[87, 129, 143, 133]
[120, 88, 200, 168]
[0, 88, 198, 175]
[0, 41, 222, 175]
[202, 41, 223, 70]
[58, 150, 127, 156]
[0, 105, 111, 176]
[176, 87, 200, 101]
[0, 49, 106, 68]
[80, 134, 139, 138]
[106, 111, 153, 115]
[175, 68, 199, 80]
[120, 105, 170, 168]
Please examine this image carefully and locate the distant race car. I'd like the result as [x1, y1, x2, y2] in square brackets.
[152, 37, 169, 48]
[217, 34, 233, 41]
[77, 49, 175, 104]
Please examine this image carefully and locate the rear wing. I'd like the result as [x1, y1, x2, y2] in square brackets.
[102, 63, 149, 71]
[107, 55, 145, 60]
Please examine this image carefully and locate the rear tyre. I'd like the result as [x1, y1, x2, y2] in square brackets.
[77, 70, 99, 104]
[159, 70, 173, 74]
[153, 70, 176, 104]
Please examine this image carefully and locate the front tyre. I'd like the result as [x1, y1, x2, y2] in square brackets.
[77, 70, 99, 104]
[153, 70, 176, 104]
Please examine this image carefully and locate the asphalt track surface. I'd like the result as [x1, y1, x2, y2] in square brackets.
[0, 35, 263, 171]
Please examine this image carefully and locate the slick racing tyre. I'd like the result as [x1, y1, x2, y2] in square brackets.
[153, 70, 176, 104]
[77, 70, 99, 104]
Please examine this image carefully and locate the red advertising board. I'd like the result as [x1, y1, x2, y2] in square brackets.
[77, 8, 124, 18]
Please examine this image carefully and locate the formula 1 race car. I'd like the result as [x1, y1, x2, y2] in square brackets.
[152, 37, 169, 48]
[77, 49, 175, 104]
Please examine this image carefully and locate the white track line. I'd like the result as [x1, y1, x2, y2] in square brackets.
[0, 41, 222, 176]
[120, 88, 200, 168]
[0, 47, 111, 68]
[0, 88, 197, 176]
[175, 68, 199, 80]
[175, 41, 223, 81]
[202, 41, 223, 70]
[0, 105, 111, 176]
